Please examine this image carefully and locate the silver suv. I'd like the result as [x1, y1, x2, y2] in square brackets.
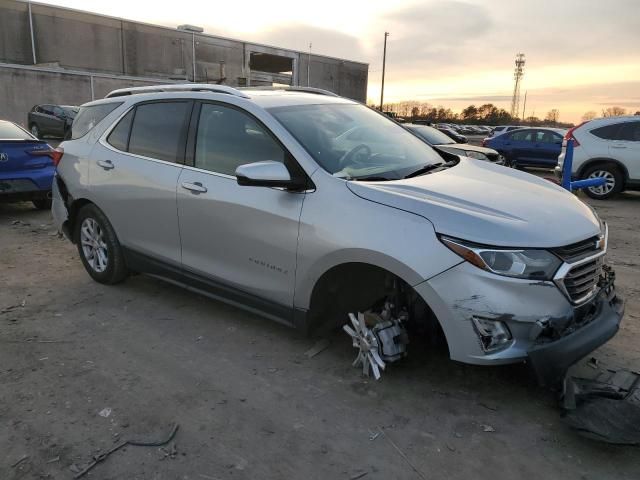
[52, 84, 624, 385]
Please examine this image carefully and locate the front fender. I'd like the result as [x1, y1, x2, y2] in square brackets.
[293, 178, 462, 311]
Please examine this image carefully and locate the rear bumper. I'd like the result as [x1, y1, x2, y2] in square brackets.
[51, 175, 70, 238]
[0, 167, 55, 195]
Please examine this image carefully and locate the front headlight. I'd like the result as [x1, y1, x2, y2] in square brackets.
[463, 150, 489, 161]
[440, 236, 562, 280]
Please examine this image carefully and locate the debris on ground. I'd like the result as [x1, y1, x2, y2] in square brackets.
[98, 407, 112, 418]
[304, 338, 331, 358]
[73, 423, 179, 478]
[481, 424, 496, 433]
[350, 471, 368, 479]
[11, 454, 29, 467]
[343, 302, 409, 380]
[562, 366, 640, 445]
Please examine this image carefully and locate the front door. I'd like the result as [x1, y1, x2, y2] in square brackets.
[177, 102, 304, 316]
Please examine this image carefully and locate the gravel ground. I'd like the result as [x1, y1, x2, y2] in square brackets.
[1, 185, 639, 480]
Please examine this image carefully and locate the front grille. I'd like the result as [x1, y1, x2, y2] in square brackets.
[562, 256, 604, 303]
[553, 236, 600, 262]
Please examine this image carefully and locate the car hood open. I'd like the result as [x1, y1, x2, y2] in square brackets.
[347, 159, 600, 248]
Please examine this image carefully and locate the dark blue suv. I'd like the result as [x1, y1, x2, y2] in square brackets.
[484, 127, 566, 168]
[0, 120, 59, 209]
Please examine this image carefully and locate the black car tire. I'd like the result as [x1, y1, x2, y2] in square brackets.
[582, 163, 624, 200]
[32, 198, 52, 210]
[74, 204, 128, 284]
[30, 123, 40, 139]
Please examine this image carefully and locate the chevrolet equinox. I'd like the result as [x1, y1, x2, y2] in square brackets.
[52, 84, 624, 385]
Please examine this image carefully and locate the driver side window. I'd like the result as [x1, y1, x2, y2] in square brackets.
[195, 104, 286, 176]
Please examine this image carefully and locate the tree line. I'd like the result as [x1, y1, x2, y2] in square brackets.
[368, 100, 637, 127]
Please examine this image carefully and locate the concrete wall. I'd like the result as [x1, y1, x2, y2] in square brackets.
[0, 65, 176, 126]
[0, 0, 368, 106]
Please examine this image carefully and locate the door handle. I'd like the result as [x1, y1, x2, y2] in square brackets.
[181, 181, 208, 194]
[97, 159, 114, 170]
[611, 145, 627, 149]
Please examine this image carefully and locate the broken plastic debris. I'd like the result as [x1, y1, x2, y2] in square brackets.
[481, 424, 496, 432]
[98, 408, 112, 418]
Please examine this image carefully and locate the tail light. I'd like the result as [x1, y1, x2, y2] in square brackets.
[50, 147, 64, 167]
[564, 122, 586, 147]
[481, 139, 488, 147]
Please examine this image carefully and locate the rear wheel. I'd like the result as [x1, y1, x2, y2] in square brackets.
[583, 163, 623, 200]
[74, 204, 128, 284]
[30, 124, 40, 139]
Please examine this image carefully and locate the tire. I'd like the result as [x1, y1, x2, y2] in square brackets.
[582, 163, 623, 200]
[32, 198, 52, 210]
[30, 124, 40, 139]
[74, 204, 128, 284]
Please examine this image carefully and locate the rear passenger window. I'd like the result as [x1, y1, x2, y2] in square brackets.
[72, 103, 122, 139]
[591, 124, 620, 140]
[511, 130, 533, 142]
[107, 110, 134, 151]
[194, 103, 285, 176]
[128, 102, 190, 163]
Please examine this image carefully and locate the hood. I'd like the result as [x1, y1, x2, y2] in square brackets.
[436, 143, 498, 156]
[347, 159, 600, 248]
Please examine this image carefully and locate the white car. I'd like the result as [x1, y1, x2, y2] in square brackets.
[557, 116, 640, 199]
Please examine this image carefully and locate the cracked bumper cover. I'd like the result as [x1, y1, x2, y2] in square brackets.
[528, 289, 624, 386]
[414, 261, 624, 385]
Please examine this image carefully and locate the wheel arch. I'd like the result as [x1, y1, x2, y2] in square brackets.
[577, 157, 629, 184]
[299, 257, 448, 347]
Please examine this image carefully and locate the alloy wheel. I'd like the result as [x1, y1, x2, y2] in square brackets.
[80, 218, 108, 273]
[587, 170, 616, 196]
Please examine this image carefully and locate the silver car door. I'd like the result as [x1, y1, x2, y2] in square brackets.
[177, 101, 304, 315]
[90, 100, 192, 266]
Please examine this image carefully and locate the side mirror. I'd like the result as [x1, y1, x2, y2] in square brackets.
[235, 161, 305, 190]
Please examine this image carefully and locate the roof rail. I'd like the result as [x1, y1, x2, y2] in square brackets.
[240, 86, 339, 97]
[105, 83, 251, 99]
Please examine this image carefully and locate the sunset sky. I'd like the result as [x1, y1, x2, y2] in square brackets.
[41, 0, 640, 123]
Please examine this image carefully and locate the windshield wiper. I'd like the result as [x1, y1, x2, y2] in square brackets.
[352, 175, 395, 182]
[403, 163, 445, 179]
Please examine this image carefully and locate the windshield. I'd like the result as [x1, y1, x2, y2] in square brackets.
[269, 103, 443, 180]
[406, 125, 456, 145]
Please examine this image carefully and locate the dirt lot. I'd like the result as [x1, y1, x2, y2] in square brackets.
[1, 186, 639, 480]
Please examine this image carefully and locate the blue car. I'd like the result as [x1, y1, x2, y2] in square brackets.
[483, 127, 566, 168]
[0, 120, 59, 209]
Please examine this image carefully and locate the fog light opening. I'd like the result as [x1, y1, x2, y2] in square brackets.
[472, 317, 513, 352]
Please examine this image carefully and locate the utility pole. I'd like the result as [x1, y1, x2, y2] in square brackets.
[308, 42, 312, 87]
[379, 32, 389, 111]
[178, 24, 204, 82]
[521, 90, 528, 121]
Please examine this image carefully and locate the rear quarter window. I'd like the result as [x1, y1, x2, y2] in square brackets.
[71, 103, 122, 140]
[590, 124, 620, 140]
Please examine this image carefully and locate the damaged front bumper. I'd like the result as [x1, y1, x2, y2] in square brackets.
[415, 261, 624, 386]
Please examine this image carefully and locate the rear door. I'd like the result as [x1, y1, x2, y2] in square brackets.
[51, 106, 66, 137]
[609, 121, 640, 180]
[532, 130, 563, 166]
[177, 101, 304, 316]
[38, 105, 57, 135]
[507, 129, 536, 164]
[90, 100, 192, 266]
